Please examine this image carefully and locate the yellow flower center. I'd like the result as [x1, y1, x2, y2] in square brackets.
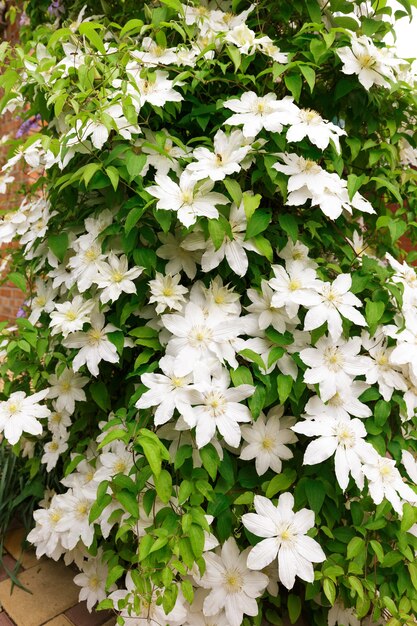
[262, 436, 275, 450]
[114, 460, 127, 473]
[84, 248, 99, 261]
[76, 502, 89, 517]
[224, 569, 243, 593]
[288, 279, 301, 291]
[181, 190, 193, 204]
[65, 310, 77, 321]
[358, 53, 375, 69]
[89, 576, 100, 590]
[88, 328, 103, 342]
[111, 271, 124, 283]
[50, 511, 62, 524]
[337, 426, 354, 448]
[301, 108, 321, 123]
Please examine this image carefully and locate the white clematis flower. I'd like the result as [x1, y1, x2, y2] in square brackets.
[268, 261, 320, 318]
[303, 273, 366, 340]
[63, 310, 119, 377]
[223, 91, 299, 137]
[147, 170, 229, 227]
[201, 202, 261, 277]
[148, 272, 188, 314]
[286, 108, 346, 153]
[186, 129, 251, 181]
[49, 296, 95, 338]
[182, 366, 254, 448]
[95, 253, 143, 304]
[300, 335, 372, 402]
[242, 493, 325, 590]
[200, 537, 269, 626]
[292, 415, 373, 490]
[135, 355, 194, 426]
[240, 406, 297, 475]
[0, 389, 50, 445]
[363, 454, 417, 514]
[47, 367, 89, 414]
[162, 301, 245, 375]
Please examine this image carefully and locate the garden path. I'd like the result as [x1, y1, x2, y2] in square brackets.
[0, 528, 115, 626]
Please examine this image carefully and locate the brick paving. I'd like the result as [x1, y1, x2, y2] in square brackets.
[0, 529, 115, 626]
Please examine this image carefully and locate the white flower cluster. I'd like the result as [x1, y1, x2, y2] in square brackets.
[0, 0, 415, 624]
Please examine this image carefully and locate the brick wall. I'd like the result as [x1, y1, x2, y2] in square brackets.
[0, 11, 26, 321]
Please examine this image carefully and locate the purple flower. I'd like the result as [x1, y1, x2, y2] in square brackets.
[47, 0, 65, 17]
[19, 11, 30, 27]
[15, 115, 41, 139]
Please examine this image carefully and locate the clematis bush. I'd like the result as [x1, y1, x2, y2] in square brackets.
[3, 0, 417, 624]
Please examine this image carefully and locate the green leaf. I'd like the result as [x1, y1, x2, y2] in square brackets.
[304, 478, 326, 513]
[178, 480, 193, 504]
[8, 272, 26, 292]
[200, 444, 220, 481]
[252, 235, 273, 261]
[97, 428, 129, 450]
[246, 210, 271, 239]
[300, 65, 316, 92]
[243, 193, 262, 221]
[79, 22, 106, 54]
[115, 490, 139, 518]
[288, 594, 302, 624]
[371, 176, 403, 206]
[266, 469, 297, 498]
[125, 203, 147, 234]
[208, 216, 229, 250]
[284, 73, 302, 102]
[90, 381, 110, 412]
[347, 537, 365, 560]
[348, 576, 364, 599]
[401, 503, 417, 532]
[223, 179, 242, 206]
[125, 152, 147, 179]
[408, 562, 417, 591]
[323, 578, 336, 605]
[181, 580, 194, 605]
[83, 163, 102, 187]
[347, 173, 367, 201]
[388, 219, 407, 243]
[277, 374, 293, 404]
[370, 540, 384, 562]
[160, 0, 183, 12]
[48, 233, 69, 263]
[239, 348, 266, 371]
[120, 18, 144, 37]
[89, 493, 112, 523]
[154, 469, 172, 504]
[174, 444, 193, 469]
[278, 214, 298, 242]
[106, 565, 125, 590]
[248, 384, 266, 418]
[227, 45, 241, 72]
[105, 166, 120, 191]
[189, 523, 205, 558]
[138, 435, 164, 476]
[365, 300, 385, 328]
[230, 366, 253, 387]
